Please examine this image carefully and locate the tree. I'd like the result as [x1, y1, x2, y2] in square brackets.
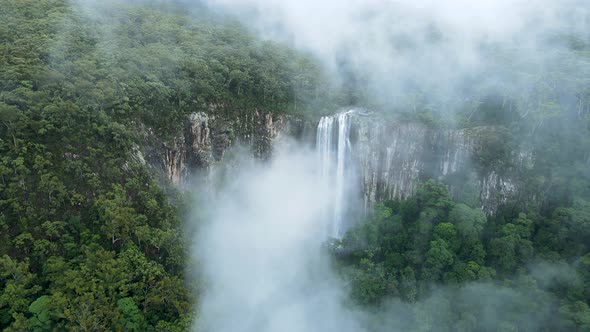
[28, 296, 52, 331]
[489, 215, 534, 274]
[116, 297, 146, 331]
[425, 239, 455, 281]
[0, 256, 40, 329]
[449, 204, 486, 242]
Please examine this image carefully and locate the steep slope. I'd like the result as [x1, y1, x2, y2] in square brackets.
[0, 1, 322, 330]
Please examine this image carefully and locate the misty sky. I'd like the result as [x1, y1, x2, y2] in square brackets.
[204, 0, 589, 107]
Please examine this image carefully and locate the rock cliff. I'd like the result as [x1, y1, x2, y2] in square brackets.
[351, 114, 532, 213]
[142, 107, 305, 188]
[144, 109, 532, 213]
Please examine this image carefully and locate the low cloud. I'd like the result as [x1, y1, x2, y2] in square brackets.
[204, 0, 589, 109]
[191, 142, 364, 332]
[190, 143, 569, 331]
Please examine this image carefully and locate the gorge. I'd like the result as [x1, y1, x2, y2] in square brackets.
[150, 108, 531, 226]
[2, 0, 590, 330]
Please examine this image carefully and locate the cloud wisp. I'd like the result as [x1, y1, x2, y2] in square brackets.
[191, 143, 364, 332]
[204, 0, 590, 109]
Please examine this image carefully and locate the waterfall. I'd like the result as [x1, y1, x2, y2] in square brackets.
[316, 111, 353, 238]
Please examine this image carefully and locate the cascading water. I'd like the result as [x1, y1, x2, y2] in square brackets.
[316, 111, 353, 238]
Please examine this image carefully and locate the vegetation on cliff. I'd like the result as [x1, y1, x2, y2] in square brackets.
[0, 0, 328, 329]
[334, 180, 590, 330]
[1, 0, 590, 331]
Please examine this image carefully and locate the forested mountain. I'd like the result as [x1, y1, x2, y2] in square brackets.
[0, 0, 328, 330]
[328, 34, 590, 330]
[333, 180, 590, 331]
[1, 0, 590, 331]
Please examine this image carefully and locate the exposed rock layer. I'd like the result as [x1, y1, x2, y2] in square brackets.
[143, 107, 303, 188]
[352, 114, 532, 213]
[145, 110, 532, 213]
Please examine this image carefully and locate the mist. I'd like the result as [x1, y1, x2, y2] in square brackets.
[204, 0, 590, 111]
[191, 142, 364, 332]
[185, 1, 589, 331]
[2, 0, 589, 330]
[191, 143, 573, 332]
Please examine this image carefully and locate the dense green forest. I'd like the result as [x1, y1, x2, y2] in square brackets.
[0, 0, 331, 330]
[332, 44, 590, 329]
[2, 0, 590, 331]
[334, 180, 590, 331]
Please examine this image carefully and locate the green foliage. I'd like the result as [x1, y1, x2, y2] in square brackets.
[0, 0, 212, 329]
[117, 297, 146, 331]
[2, 0, 590, 330]
[0, 0, 339, 328]
[334, 180, 590, 330]
[561, 301, 590, 331]
[471, 126, 515, 173]
[28, 296, 52, 331]
[449, 204, 486, 243]
[425, 239, 455, 280]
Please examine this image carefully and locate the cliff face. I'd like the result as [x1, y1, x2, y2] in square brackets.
[143, 107, 304, 188]
[144, 109, 532, 213]
[352, 114, 533, 213]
